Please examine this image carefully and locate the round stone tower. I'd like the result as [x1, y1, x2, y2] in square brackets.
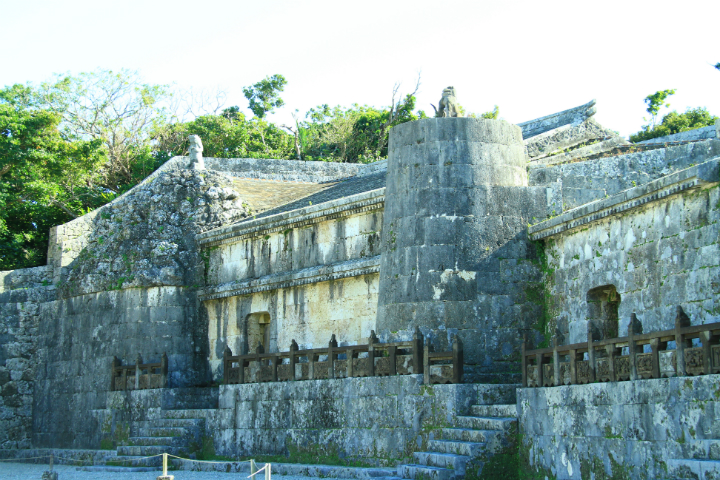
[376, 117, 542, 381]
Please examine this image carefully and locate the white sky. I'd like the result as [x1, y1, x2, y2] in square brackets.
[1, 0, 718, 138]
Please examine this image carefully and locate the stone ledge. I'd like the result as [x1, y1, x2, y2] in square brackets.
[196, 188, 385, 247]
[528, 158, 720, 240]
[199, 256, 381, 300]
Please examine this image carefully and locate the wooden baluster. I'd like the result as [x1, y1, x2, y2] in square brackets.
[452, 336, 463, 384]
[111, 356, 120, 391]
[309, 351, 315, 380]
[552, 343, 560, 387]
[328, 334, 337, 379]
[412, 327, 424, 375]
[121, 363, 127, 391]
[135, 353, 142, 390]
[238, 356, 245, 384]
[270, 354, 278, 382]
[536, 353, 544, 387]
[701, 331, 712, 375]
[389, 345, 397, 376]
[289, 340, 298, 381]
[368, 330, 378, 377]
[161, 352, 168, 388]
[628, 314, 638, 381]
[223, 346, 232, 385]
[675, 306, 690, 376]
[347, 347, 355, 378]
[569, 349, 577, 385]
[650, 338, 660, 379]
[423, 344, 430, 385]
[606, 344, 617, 382]
[587, 322, 596, 383]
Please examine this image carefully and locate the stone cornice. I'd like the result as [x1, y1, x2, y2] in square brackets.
[196, 188, 385, 248]
[199, 256, 381, 301]
[529, 159, 720, 240]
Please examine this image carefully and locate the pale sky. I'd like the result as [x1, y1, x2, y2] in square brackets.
[1, 0, 718, 138]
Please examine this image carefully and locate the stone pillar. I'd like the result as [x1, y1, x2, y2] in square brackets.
[376, 117, 546, 381]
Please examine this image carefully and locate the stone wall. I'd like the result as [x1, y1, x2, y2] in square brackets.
[0, 266, 54, 449]
[637, 121, 719, 144]
[205, 273, 379, 378]
[529, 139, 720, 211]
[518, 375, 720, 480]
[534, 159, 720, 345]
[210, 376, 508, 465]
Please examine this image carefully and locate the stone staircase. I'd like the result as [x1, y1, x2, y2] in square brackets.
[397, 389, 518, 480]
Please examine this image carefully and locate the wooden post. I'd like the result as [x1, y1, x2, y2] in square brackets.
[238, 356, 245, 385]
[606, 344, 617, 382]
[251, 459, 257, 476]
[162, 452, 168, 477]
[628, 314, 638, 381]
[552, 343, 560, 387]
[121, 364, 127, 391]
[111, 356, 120, 391]
[587, 322, 596, 383]
[675, 306, 689, 376]
[452, 336, 463, 384]
[701, 330, 712, 375]
[49, 453, 53, 471]
[650, 338, 660, 379]
[309, 351, 315, 380]
[161, 352, 169, 388]
[423, 344, 431, 385]
[289, 340, 298, 381]
[265, 462, 271, 480]
[389, 345, 397, 376]
[569, 349, 577, 385]
[535, 352, 544, 387]
[347, 347, 354, 378]
[328, 334, 337, 379]
[521, 334, 528, 388]
[412, 327, 424, 375]
[368, 330, 378, 376]
[270, 354, 278, 382]
[223, 346, 232, 385]
[135, 353, 142, 390]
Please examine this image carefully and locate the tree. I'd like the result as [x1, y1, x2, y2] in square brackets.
[242, 74, 287, 119]
[630, 106, 718, 142]
[0, 101, 105, 269]
[714, 62, 720, 72]
[481, 105, 500, 119]
[643, 89, 676, 127]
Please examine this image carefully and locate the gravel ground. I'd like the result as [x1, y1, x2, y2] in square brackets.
[0, 463, 347, 480]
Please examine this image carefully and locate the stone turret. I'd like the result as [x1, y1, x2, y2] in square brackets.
[376, 117, 550, 381]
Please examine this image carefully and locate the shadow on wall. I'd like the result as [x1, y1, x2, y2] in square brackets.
[587, 285, 621, 341]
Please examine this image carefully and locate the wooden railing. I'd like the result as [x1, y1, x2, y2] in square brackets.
[111, 353, 168, 391]
[223, 328, 463, 385]
[522, 306, 720, 388]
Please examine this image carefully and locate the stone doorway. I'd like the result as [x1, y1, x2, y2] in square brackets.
[586, 285, 620, 340]
[246, 311, 271, 353]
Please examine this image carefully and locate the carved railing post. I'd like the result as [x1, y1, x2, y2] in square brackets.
[289, 340, 298, 381]
[347, 347, 355, 378]
[701, 330, 712, 375]
[121, 361, 127, 391]
[223, 346, 232, 385]
[675, 306, 690, 376]
[368, 330, 378, 377]
[389, 345, 397, 376]
[552, 341, 560, 387]
[135, 353, 143, 390]
[587, 321, 596, 383]
[423, 343, 430, 385]
[412, 327, 424, 375]
[569, 348, 577, 385]
[452, 336, 463, 384]
[328, 334, 337, 379]
[270, 354, 278, 382]
[521, 334, 528, 388]
[535, 352, 544, 387]
[628, 314, 638, 381]
[111, 356, 120, 391]
[161, 352, 169, 388]
[606, 345, 617, 382]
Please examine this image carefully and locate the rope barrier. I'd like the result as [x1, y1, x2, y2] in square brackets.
[167, 454, 251, 464]
[0, 456, 51, 462]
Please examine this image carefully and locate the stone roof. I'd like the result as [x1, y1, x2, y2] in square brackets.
[231, 178, 338, 215]
[238, 170, 387, 222]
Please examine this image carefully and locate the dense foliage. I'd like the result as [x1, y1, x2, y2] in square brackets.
[630, 89, 717, 143]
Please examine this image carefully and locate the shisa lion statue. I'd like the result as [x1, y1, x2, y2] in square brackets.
[432, 86, 461, 118]
[188, 134, 205, 170]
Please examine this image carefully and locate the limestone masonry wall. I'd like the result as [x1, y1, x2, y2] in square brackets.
[519, 375, 720, 480]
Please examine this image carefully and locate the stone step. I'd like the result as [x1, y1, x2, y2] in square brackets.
[161, 409, 213, 420]
[152, 418, 205, 428]
[105, 455, 162, 467]
[427, 439, 485, 457]
[413, 452, 469, 474]
[476, 384, 519, 405]
[455, 416, 517, 431]
[80, 466, 160, 472]
[470, 404, 517, 418]
[441, 428, 499, 443]
[128, 436, 187, 447]
[667, 458, 720, 480]
[136, 426, 191, 438]
[116, 445, 185, 456]
[398, 464, 456, 480]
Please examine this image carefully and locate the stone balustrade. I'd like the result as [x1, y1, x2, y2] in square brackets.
[110, 353, 168, 391]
